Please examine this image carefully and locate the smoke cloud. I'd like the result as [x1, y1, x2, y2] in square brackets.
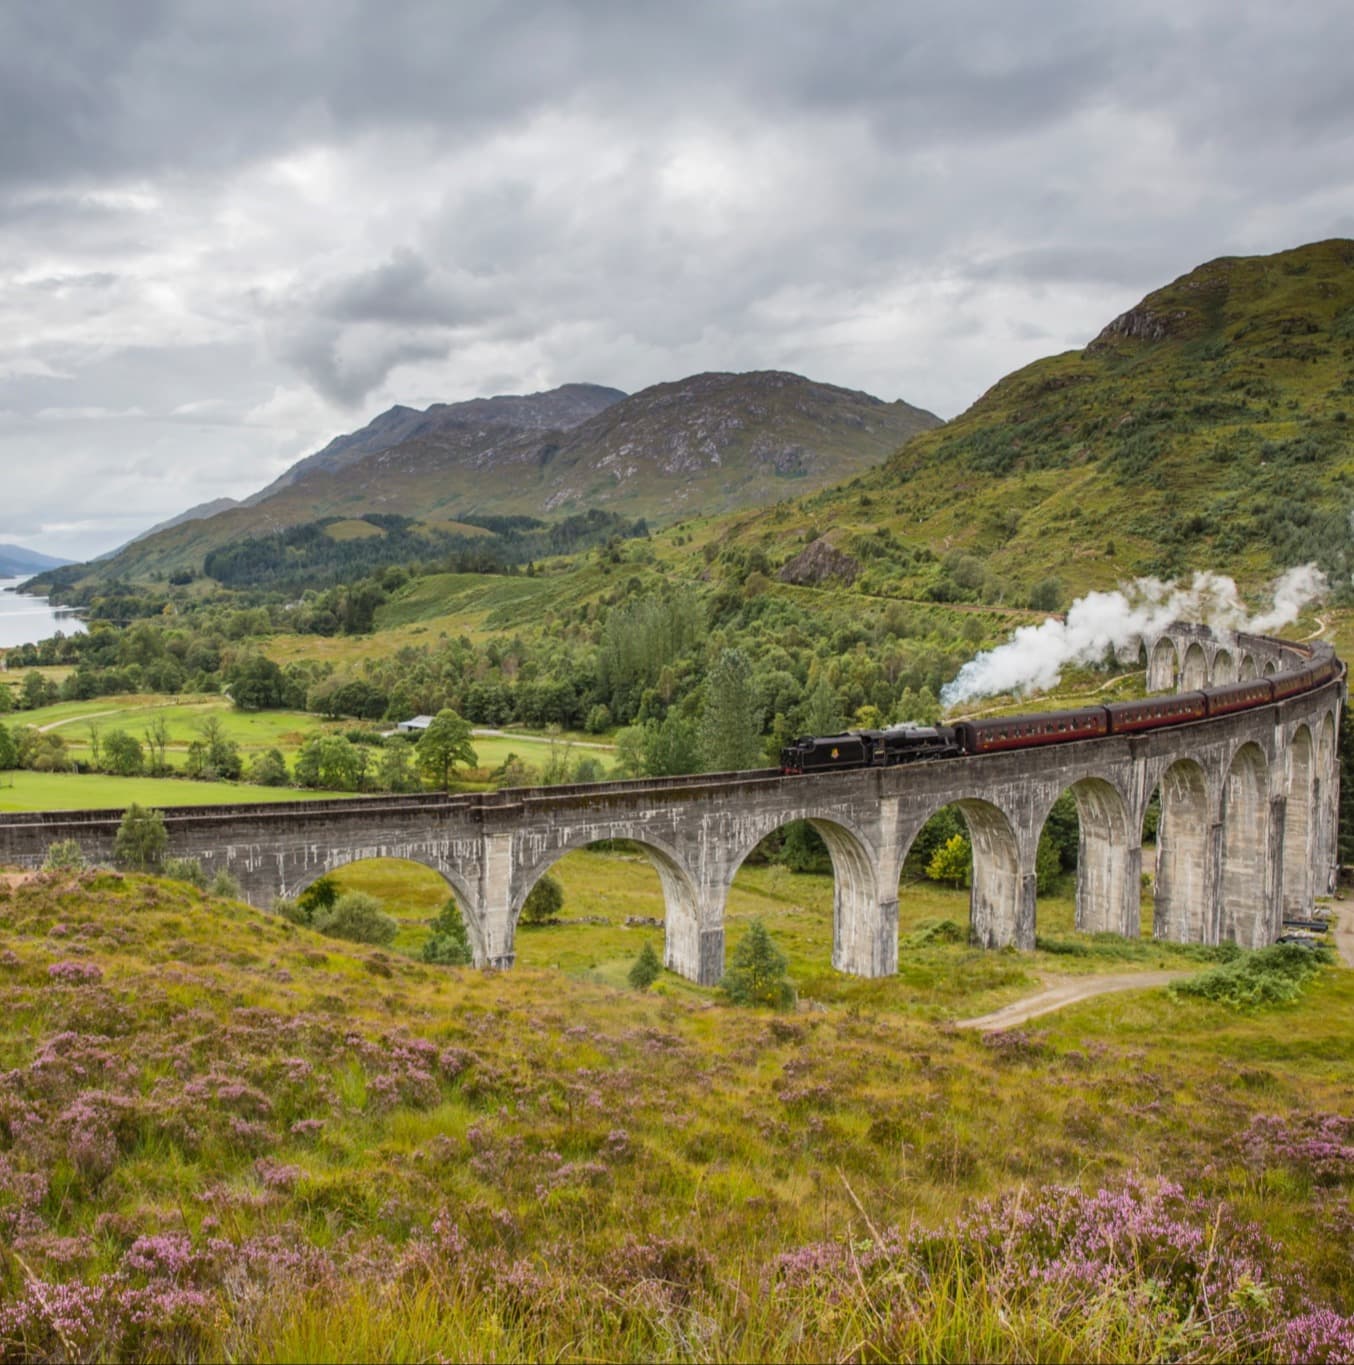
[940, 565, 1329, 708]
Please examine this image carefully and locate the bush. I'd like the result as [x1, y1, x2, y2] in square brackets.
[1171, 942, 1332, 1009]
[421, 896, 472, 966]
[162, 856, 208, 889]
[628, 940, 662, 989]
[113, 803, 167, 872]
[520, 873, 564, 925]
[209, 870, 241, 898]
[312, 891, 399, 946]
[273, 896, 309, 926]
[41, 839, 86, 873]
[721, 921, 796, 1009]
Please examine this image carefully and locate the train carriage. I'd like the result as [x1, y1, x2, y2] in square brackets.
[1104, 692, 1207, 734]
[952, 707, 1108, 756]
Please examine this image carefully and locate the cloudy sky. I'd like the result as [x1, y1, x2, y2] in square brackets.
[3, 1, 1353, 561]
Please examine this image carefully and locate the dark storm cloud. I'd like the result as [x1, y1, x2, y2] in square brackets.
[2, 0, 1354, 556]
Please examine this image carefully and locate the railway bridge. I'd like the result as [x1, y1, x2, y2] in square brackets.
[0, 624, 1343, 986]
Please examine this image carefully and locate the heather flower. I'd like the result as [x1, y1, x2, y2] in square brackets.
[46, 959, 103, 986]
[1272, 1308, 1354, 1363]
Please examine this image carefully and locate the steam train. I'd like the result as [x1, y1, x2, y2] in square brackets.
[779, 652, 1342, 775]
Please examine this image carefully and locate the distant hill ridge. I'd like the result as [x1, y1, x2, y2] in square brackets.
[0, 543, 71, 577]
[64, 370, 941, 583]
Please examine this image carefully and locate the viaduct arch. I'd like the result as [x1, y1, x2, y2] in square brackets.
[0, 625, 1342, 985]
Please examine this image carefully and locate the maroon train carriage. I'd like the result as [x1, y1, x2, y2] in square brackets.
[1204, 679, 1275, 718]
[1271, 666, 1317, 702]
[952, 707, 1108, 756]
[1104, 692, 1207, 734]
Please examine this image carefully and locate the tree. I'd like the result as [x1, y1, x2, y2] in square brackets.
[20, 671, 55, 711]
[229, 655, 286, 710]
[248, 748, 290, 786]
[143, 715, 171, 775]
[1035, 831, 1063, 895]
[520, 873, 564, 925]
[0, 724, 16, 771]
[313, 891, 398, 945]
[114, 803, 168, 872]
[102, 729, 145, 776]
[720, 921, 795, 1009]
[298, 874, 340, 921]
[539, 726, 574, 786]
[375, 737, 417, 792]
[642, 712, 699, 776]
[926, 833, 972, 888]
[0, 684, 11, 714]
[185, 716, 243, 781]
[294, 734, 365, 790]
[416, 708, 478, 790]
[698, 648, 764, 772]
[628, 940, 661, 990]
[421, 895, 472, 966]
[800, 674, 841, 736]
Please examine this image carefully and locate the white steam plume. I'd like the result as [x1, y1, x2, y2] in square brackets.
[940, 565, 1328, 709]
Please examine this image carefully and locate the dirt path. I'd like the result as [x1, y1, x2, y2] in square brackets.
[37, 708, 124, 733]
[1329, 906, 1354, 968]
[955, 970, 1193, 1031]
[470, 728, 616, 752]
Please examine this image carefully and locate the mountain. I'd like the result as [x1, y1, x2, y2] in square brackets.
[52, 372, 940, 584]
[116, 498, 243, 552]
[0, 543, 71, 577]
[714, 239, 1354, 603]
[245, 382, 628, 503]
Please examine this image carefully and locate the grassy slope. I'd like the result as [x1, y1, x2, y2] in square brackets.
[710, 239, 1354, 599]
[0, 867, 1347, 1360]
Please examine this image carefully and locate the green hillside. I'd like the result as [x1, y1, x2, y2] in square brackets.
[715, 239, 1354, 605]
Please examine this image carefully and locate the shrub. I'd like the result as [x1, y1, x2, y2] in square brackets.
[273, 896, 309, 926]
[312, 891, 399, 947]
[520, 873, 564, 925]
[421, 896, 472, 966]
[1171, 942, 1331, 1009]
[721, 921, 796, 1009]
[41, 838, 86, 873]
[163, 856, 208, 889]
[209, 870, 241, 899]
[113, 803, 167, 872]
[628, 940, 662, 989]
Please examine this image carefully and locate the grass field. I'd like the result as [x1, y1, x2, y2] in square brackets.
[0, 770, 353, 811]
[328, 846, 1229, 1021]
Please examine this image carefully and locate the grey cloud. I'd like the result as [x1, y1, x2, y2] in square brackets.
[3, 1, 1354, 557]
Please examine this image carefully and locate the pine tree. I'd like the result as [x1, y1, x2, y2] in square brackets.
[698, 648, 764, 772]
[720, 920, 796, 1009]
[114, 803, 168, 872]
[421, 895, 473, 966]
[628, 940, 662, 989]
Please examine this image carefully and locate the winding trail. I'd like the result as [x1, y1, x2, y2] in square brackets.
[1330, 906, 1354, 967]
[955, 970, 1193, 1031]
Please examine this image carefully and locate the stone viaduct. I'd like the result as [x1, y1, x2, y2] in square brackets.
[0, 624, 1343, 986]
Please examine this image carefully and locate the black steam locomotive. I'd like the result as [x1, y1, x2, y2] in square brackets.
[779, 651, 1342, 775]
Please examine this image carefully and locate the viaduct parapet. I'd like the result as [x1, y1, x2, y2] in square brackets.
[0, 624, 1343, 986]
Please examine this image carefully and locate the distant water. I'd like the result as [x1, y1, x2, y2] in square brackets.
[0, 576, 87, 649]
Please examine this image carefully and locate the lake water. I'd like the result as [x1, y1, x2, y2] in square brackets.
[0, 576, 87, 649]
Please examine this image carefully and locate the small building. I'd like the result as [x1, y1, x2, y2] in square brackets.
[397, 715, 434, 735]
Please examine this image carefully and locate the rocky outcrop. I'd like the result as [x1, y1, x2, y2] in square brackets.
[777, 537, 859, 586]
